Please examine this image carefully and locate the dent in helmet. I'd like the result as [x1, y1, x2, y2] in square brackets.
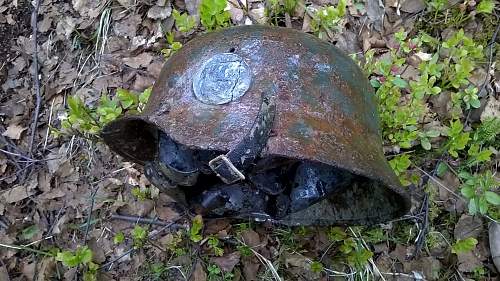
[192, 53, 252, 105]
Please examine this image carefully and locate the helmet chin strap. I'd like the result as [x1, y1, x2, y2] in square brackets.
[145, 86, 277, 188]
[209, 87, 277, 184]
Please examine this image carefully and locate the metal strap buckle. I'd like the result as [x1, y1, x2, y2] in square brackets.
[208, 155, 246, 184]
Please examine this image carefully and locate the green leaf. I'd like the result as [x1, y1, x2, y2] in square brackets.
[310, 261, 324, 273]
[436, 162, 448, 177]
[485, 191, 500, 205]
[478, 197, 488, 214]
[56, 246, 93, 268]
[139, 87, 152, 104]
[476, 0, 494, 14]
[392, 76, 408, 88]
[116, 88, 139, 109]
[190, 215, 203, 242]
[114, 231, 125, 244]
[19, 225, 39, 240]
[468, 198, 478, 214]
[327, 226, 347, 242]
[461, 186, 475, 198]
[421, 137, 431, 150]
[132, 225, 148, 248]
[370, 78, 381, 88]
[452, 237, 478, 254]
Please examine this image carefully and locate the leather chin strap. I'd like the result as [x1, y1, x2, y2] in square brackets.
[155, 89, 277, 186]
[209, 91, 277, 184]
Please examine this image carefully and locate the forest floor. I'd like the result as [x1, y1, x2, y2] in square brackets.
[0, 0, 499, 280]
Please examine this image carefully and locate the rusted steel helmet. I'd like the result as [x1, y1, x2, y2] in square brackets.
[102, 25, 411, 226]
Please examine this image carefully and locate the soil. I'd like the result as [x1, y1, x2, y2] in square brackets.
[0, 0, 31, 86]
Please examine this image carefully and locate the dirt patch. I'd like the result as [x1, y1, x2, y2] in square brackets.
[0, 0, 32, 85]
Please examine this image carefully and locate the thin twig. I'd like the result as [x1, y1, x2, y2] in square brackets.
[478, 12, 499, 95]
[83, 185, 100, 243]
[28, 0, 42, 159]
[111, 214, 181, 227]
[0, 243, 52, 256]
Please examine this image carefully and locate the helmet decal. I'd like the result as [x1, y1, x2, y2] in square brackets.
[192, 53, 252, 105]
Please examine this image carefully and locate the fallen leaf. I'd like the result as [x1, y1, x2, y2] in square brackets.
[457, 250, 482, 272]
[123, 52, 154, 69]
[147, 4, 172, 20]
[228, 0, 244, 22]
[22, 262, 36, 280]
[156, 205, 181, 221]
[211, 251, 241, 272]
[0, 265, 8, 281]
[480, 96, 500, 121]
[113, 14, 142, 38]
[190, 261, 207, 281]
[241, 257, 260, 281]
[1, 177, 37, 203]
[51, 214, 67, 234]
[400, 0, 425, 13]
[285, 253, 308, 268]
[404, 257, 441, 280]
[454, 214, 483, 240]
[2, 123, 27, 139]
[415, 51, 432, 61]
[88, 238, 106, 263]
[366, 0, 384, 31]
[241, 229, 260, 248]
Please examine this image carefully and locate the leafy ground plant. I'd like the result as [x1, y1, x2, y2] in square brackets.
[56, 246, 98, 281]
[309, 0, 346, 39]
[199, 0, 231, 30]
[59, 87, 151, 138]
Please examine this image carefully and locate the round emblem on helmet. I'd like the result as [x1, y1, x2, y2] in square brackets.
[192, 53, 252, 105]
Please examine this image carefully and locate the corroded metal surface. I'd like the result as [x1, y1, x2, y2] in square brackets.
[192, 53, 252, 105]
[101, 25, 411, 225]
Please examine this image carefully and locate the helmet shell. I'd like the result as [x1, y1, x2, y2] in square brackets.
[102, 25, 410, 225]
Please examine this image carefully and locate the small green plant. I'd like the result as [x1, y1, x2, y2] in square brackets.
[444, 120, 470, 158]
[459, 171, 499, 215]
[60, 87, 151, 137]
[473, 117, 500, 146]
[389, 154, 412, 186]
[172, 10, 197, 33]
[131, 186, 152, 201]
[267, 0, 297, 25]
[472, 266, 487, 279]
[132, 225, 149, 249]
[362, 227, 386, 244]
[310, 260, 324, 273]
[207, 264, 233, 281]
[327, 226, 347, 242]
[144, 263, 170, 280]
[207, 264, 221, 281]
[161, 32, 183, 59]
[237, 244, 252, 257]
[189, 215, 203, 242]
[199, 0, 231, 30]
[56, 246, 98, 281]
[451, 237, 478, 254]
[418, 129, 440, 150]
[207, 235, 224, 256]
[309, 0, 346, 39]
[476, 0, 495, 14]
[113, 231, 125, 244]
[19, 225, 39, 241]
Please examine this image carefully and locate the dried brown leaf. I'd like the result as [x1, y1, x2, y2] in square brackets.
[190, 261, 207, 281]
[211, 251, 241, 272]
[2, 123, 27, 140]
